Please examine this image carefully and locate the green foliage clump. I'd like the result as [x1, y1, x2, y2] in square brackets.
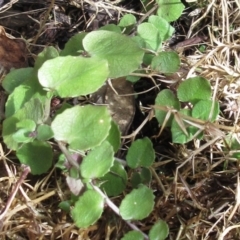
[1, 0, 192, 238]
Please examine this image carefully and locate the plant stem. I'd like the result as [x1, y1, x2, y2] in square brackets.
[57, 141, 79, 169]
[0, 165, 31, 223]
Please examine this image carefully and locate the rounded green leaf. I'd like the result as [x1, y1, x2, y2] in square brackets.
[100, 161, 127, 197]
[120, 185, 155, 220]
[16, 140, 53, 175]
[151, 52, 180, 74]
[137, 22, 161, 51]
[192, 100, 219, 121]
[58, 201, 71, 213]
[60, 32, 87, 56]
[2, 67, 34, 93]
[177, 77, 211, 103]
[105, 121, 121, 153]
[118, 14, 137, 27]
[149, 220, 169, 240]
[71, 190, 104, 228]
[36, 124, 54, 141]
[126, 137, 155, 168]
[121, 231, 144, 240]
[157, 0, 185, 22]
[51, 105, 111, 150]
[83, 30, 144, 78]
[80, 141, 114, 179]
[155, 89, 180, 126]
[38, 56, 109, 97]
[148, 15, 174, 41]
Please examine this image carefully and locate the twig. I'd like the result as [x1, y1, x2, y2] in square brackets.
[57, 141, 79, 169]
[0, 165, 31, 223]
[31, 0, 55, 45]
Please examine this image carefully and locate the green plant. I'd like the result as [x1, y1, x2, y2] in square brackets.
[2, 0, 186, 239]
[154, 76, 220, 144]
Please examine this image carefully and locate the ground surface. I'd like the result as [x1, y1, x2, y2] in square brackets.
[1, 0, 240, 239]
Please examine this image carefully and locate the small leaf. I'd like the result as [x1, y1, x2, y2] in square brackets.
[16, 140, 53, 175]
[177, 77, 211, 103]
[12, 119, 36, 143]
[2, 67, 34, 93]
[137, 22, 161, 51]
[80, 141, 114, 179]
[58, 201, 71, 213]
[36, 124, 54, 141]
[3, 98, 46, 150]
[100, 161, 127, 197]
[5, 76, 47, 118]
[126, 137, 155, 168]
[155, 89, 180, 126]
[118, 14, 137, 27]
[60, 32, 87, 56]
[149, 220, 169, 240]
[105, 121, 121, 153]
[34, 46, 59, 70]
[38, 56, 109, 97]
[121, 231, 144, 240]
[148, 15, 174, 41]
[71, 190, 104, 228]
[119, 185, 155, 220]
[192, 100, 219, 122]
[157, 0, 185, 22]
[151, 52, 180, 74]
[51, 105, 111, 150]
[83, 30, 144, 78]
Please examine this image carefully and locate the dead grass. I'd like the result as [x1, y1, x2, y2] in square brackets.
[1, 0, 240, 239]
